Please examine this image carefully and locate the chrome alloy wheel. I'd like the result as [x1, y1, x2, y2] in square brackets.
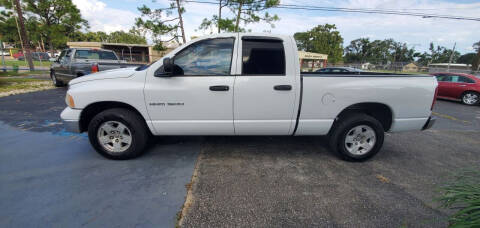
[463, 93, 478, 105]
[97, 121, 132, 153]
[344, 125, 376, 155]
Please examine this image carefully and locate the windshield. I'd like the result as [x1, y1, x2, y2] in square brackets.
[74, 50, 118, 60]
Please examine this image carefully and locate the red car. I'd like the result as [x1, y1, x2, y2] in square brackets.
[431, 72, 480, 105]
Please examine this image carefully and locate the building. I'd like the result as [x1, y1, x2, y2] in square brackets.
[66, 42, 177, 63]
[402, 62, 419, 72]
[428, 63, 473, 74]
[298, 51, 328, 72]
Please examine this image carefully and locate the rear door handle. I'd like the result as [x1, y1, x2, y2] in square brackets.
[274, 85, 292, 91]
[209, 85, 229, 91]
[458, 84, 466, 87]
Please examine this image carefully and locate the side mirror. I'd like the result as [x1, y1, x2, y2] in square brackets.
[163, 57, 173, 74]
[155, 57, 173, 77]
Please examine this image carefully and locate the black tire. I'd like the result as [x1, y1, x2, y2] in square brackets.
[88, 108, 149, 160]
[50, 71, 63, 87]
[461, 91, 479, 106]
[329, 113, 385, 162]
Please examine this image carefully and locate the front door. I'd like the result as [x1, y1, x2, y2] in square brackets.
[233, 36, 298, 135]
[144, 36, 238, 135]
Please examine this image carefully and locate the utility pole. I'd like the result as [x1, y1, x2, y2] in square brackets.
[447, 42, 456, 73]
[13, 0, 34, 71]
[175, 0, 186, 44]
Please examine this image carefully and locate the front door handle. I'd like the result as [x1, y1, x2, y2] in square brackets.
[209, 85, 229, 91]
[274, 85, 292, 91]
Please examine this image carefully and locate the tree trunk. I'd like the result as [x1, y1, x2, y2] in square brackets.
[234, 2, 243, 32]
[48, 40, 54, 56]
[218, 0, 222, 33]
[14, 0, 34, 71]
[176, 0, 186, 44]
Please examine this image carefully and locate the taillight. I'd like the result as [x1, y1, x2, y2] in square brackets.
[91, 64, 99, 73]
[431, 86, 438, 110]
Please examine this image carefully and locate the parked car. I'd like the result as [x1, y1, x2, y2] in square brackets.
[431, 72, 480, 105]
[61, 33, 438, 161]
[17, 52, 50, 61]
[315, 67, 364, 73]
[50, 48, 144, 87]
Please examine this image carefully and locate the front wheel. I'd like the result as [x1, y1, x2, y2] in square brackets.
[50, 71, 63, 87]
[88, 108, 149, 160]
[329, 114, 385, 161]
[461, 92, 479, 106]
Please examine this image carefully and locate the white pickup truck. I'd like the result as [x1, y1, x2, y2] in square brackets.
[61, 33, 438, 161]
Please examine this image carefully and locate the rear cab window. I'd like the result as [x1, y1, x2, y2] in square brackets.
[242, 37, 285, 75]
[74, 50, 118, 60]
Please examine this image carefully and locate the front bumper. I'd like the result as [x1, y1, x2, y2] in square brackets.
[422, 116, 436, 131]
[60, 107, 82, 133]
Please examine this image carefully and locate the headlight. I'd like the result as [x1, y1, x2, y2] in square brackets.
[66, 93, 75, 108]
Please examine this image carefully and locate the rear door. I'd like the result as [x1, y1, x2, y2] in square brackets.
[233, 36, 298, 135]
[451, 75, 476, 98]
[435, 74, 448, 97]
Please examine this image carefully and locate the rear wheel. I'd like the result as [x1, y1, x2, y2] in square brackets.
[329, 114, 385, 161]
[461, 91, 479, 105]
[50, 71, 63, 87]
[88, 108, 149, 160]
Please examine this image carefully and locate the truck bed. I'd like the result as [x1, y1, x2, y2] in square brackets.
[295, 72, 436, 135]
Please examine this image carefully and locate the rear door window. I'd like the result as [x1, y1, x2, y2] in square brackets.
[242, 39, 285, 75]
[458, 76, 475, 83]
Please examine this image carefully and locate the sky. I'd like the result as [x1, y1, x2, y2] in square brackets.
[71, 0, 480, 54]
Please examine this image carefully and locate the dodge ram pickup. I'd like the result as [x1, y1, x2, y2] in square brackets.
[50, 48, 143, 87]
[61, 33, 438, 161]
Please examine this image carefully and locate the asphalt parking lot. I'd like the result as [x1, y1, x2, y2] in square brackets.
[1, 88, 479, 227]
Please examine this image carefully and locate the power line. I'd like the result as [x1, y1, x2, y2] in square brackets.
[182, 0, 480, 22]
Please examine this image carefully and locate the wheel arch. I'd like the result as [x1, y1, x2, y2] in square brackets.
[332, 102, 394, 132]
[79, 101, 152, 134]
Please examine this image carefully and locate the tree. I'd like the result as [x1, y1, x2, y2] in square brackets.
[416, 43, 460, 66]
[135, 3, 185, 50]
[457, 53, 476, 65]
[107, 30, 147, 44]
[344, 38, 415, 64]
[0, 10, 19, 44]
[24, 0, 88, 53]
[174, 0, 186, 43]
[294, 24, 344, 64]
[344, 38, 372, 63]
[201, 0, 279, 33]
[199, 0, 272, 33]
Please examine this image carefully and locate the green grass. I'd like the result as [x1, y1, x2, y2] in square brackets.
[0, 70, 49, 77]
[437, 169, 480, 228]
[1, 59, 52, 67]
[0, 77, 51, 93]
